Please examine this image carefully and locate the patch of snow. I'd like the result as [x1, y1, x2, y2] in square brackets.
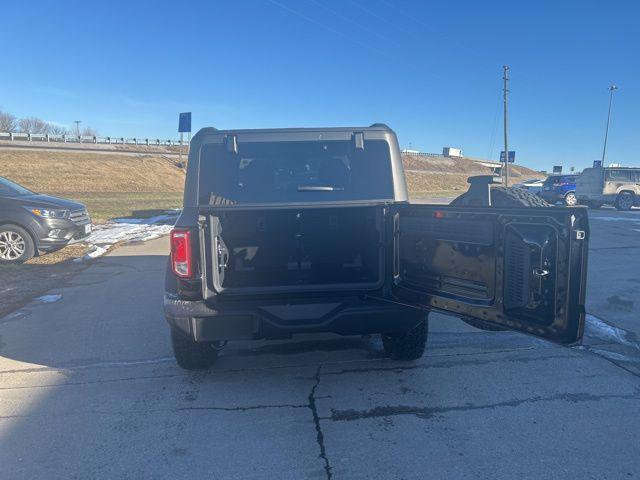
[0, 310, 28, 323]
[72, 212, 177, 262]
[587, 348, 631, 362]
[37, 294, 62, 303]
[85, 223, 173, 245]
[585, 314, 639, 350]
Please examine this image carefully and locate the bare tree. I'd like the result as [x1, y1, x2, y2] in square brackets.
[0, 110, 18, 132]
[48, 124, 69, 135]
[19, 117, 50, 134]
[81, 126, 99, 137]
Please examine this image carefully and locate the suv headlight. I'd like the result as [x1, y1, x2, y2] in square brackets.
[29, 208, 69, 219]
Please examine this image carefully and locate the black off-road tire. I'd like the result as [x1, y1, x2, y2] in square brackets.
[171, 328, 219, 370]
[615, 192, 634, 211]
[0, 224, 35, 264]
[450, 186, 550, 208]
[488, 186, 551, 207]
[382, 318, 428, 361]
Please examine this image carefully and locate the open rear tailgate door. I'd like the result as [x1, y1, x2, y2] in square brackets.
[392, 204, 589, 344]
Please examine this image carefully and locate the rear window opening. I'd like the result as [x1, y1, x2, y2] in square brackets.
[198, 140, 394, 205]
[544, 175, 577, 186]
[605, 169, 640, 182]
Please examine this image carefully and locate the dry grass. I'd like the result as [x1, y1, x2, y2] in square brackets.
[0, 148, 544, 215]
[1, 149, 185, 222]
[0, 149, 185, 193]
[403, 154, 542, 199]
[48, 192, 183, 223]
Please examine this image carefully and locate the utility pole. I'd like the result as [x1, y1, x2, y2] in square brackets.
[74, 120, 81, 137]
[502, 65, 510, 187]
[601, 84, 618, 165]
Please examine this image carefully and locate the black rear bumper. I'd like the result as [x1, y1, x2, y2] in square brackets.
[164, 294, 425, 341]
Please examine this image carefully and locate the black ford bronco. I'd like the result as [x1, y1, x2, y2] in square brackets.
[164, 124, 589, 369]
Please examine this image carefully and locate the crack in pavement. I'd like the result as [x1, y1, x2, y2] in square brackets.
[589, 245, 640, 251]
[576, 345, 640, 379]
[327, 391, 640, 422]
[177, 404, 308, 413]
[0, 404, 309, 420]
[0, 345, 570, 392]
[321, 351, 576, 376]
[308, 365, 333, 480]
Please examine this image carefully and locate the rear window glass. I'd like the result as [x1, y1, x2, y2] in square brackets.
[198, 140, 394, 205]
[544, 175, 576, 185]
[606, 169, 639, 181]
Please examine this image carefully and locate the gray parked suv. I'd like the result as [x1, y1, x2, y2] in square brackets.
[0, 176, 91, 263]
[576, 166, 640, 210]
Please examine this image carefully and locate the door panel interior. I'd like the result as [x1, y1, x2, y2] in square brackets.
[394, 205, 589, 344]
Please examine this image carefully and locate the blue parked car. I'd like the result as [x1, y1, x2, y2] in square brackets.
[539, 174, 579, 206]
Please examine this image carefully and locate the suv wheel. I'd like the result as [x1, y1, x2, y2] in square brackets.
[615, 192, 634, 211]
[564, 191, 577, 206]
[382, 317, 428, 361]
[171, 328, 219, 370]
[0, 225, 35, 264]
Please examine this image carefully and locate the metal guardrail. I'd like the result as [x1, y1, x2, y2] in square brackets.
[401, 150, 444, 157]
[0, 131, 185, 146]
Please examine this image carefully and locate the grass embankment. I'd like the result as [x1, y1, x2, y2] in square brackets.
[48, 192, 183, 223]
[403, 154, 542, 199]
[0, 149, 185, 222]
[0, 148, 544, 216]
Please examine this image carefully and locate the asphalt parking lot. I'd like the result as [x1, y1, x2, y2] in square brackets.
[1, 208, 640, 479]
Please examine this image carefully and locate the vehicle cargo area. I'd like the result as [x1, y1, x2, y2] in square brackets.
[208, 206, 384, 293]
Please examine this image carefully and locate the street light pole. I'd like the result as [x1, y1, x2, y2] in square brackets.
[601, 85, 618, 165]
[502, 65, 510, 187]
[74, 120, 81, 137]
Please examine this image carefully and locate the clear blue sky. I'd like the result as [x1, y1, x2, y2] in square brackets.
[2, 0, 638, 171]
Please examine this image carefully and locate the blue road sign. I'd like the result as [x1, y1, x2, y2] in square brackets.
[178, 112, 191, 133]
[500, 151, 516, 163]
[593, 160, 602, 168]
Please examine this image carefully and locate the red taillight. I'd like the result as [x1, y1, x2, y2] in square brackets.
[170, 229, 193, 278]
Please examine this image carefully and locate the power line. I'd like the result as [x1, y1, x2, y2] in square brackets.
[348, 0, 416, 37]
[267, 0, 388, 57]
[267, 0, 446, 82]
[377, 0, 498, 74]
[308, 0, 403, 48]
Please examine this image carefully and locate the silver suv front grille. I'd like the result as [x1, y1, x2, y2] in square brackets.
[69, 209, 90, 224]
